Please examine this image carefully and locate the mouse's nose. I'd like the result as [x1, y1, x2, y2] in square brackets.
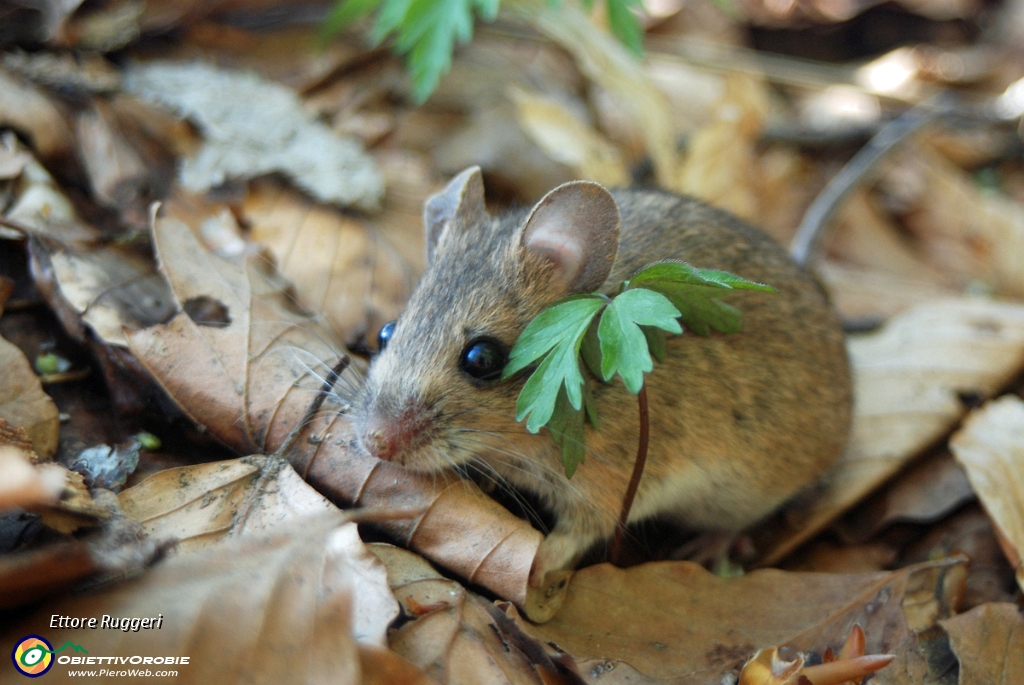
[360, 406, 429, 464]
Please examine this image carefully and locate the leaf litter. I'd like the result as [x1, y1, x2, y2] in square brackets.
[3, 1, 1024, 683]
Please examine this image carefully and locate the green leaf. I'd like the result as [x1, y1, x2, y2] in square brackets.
[598, 288, 680, 393]
[502, 297, 605, 379]
[507, 297, 605, 433]
[547, 386, 586, 477]
[642, 325, 667, 363]
[321, 0, 384, 37]
[605, 0, 644, 56]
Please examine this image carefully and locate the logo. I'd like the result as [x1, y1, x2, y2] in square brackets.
[11, 636, 54, 678]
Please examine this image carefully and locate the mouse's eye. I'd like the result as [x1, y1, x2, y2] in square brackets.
[377, 321, 397, 353]
[459, 338, 507, 381]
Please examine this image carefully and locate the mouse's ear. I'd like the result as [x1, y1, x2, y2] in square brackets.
[423, 166, 488, 265]
[521, 181, 621, 294]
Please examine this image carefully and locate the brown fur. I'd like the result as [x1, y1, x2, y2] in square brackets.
[355, 178, 852, 580]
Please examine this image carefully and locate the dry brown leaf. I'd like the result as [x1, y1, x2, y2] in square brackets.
[0, 515, 380, 681]
[125, 206, 347, 455]
[371, 544, 561, 685]
[511, 0, 680, 189]
[817, 260, 957, 325]
[38, 468, 112, 534]
[676, 73, 770, 222]
[509, 86, 629, 187]
[880, 144, 1024, 297]
[757, 297, 1024, 565]
[939, 602, 1024, 685]
[515, 557, 963, 685]
[949, 395, 1024, 592]
[118, 456, 336, 552]
[243, 180, 415, 347]
[0, 321, 58, 457]
[0, 67, 75, 161]
[0, 445, 64, 509]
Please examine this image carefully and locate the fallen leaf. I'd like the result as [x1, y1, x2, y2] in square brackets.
[371, 543, 563, 685]
[123, 60, 384, 211]
[509, 86, 629, 187]
[817, 260, 957, 325]
[0, 515, 379, 680]
[515, 557, 964, 684]
[939, 602, 1024, 685]
[243, 180, 415, 347]
[0, 316, 59, 457]
[0, 67, 75, 161]
[949, 395, 1024, 592]
[118, 456, 336, 553]
[757, 297, 1024, 565]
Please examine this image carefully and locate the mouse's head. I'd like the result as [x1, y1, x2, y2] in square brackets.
[355, 167, 621, 472]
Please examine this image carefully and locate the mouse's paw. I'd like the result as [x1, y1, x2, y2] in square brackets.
[529, 531, 586, 588]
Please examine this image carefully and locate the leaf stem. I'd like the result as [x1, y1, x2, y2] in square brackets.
[609, 383, 649, 565]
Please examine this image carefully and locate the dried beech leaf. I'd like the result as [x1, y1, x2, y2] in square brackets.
[125, 208, 349, 454]
[516, 557, 964, 684]
[677, 73, 770, 221]
[0, 325, 58, 457]
[949, 395, 1024, 591]
[939, 602, 1024, 685]
[759, 297, 1024, 565]
[118, 456, 336, 552]
[370, 544, 558, 685]
[0, 516, 376, 681]
[509, 86, 629, 187]
[291, 417, 550, 619]
[0, 68, 75, 160]
[123, 60, 384, 210]
[243, 181, 414, 347]
[817, 260, 957, 325]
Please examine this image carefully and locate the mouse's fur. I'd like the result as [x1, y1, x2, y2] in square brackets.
[355, 167, 852, 583]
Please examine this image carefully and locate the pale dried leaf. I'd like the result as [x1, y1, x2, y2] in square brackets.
[949, 395, 1024, 592]
[939, 602, 1024, 685]
[125, 207, 349, 454]
[0, 68, 75, 160]
[0, 327, 58, 457]
[817, 260, 957, 325]
[1, 516, 369, 681]
[243, 181, 414, 347]
[123, 60, 384, 210]
[509, 87, 629, 187]
[757, 297, 1024, 565]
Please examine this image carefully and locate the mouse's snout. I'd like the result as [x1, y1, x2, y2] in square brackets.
[359, 404, 431, 465]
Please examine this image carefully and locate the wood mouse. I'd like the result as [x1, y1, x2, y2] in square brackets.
[354, 166, 852, 585]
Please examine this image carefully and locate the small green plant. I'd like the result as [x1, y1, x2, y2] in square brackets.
[502, 260, 775, 477]
[322, 0, 645, 103]
[502, 260, 774, 561]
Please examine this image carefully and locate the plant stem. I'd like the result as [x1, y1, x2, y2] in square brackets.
[609, 383, 649, 565]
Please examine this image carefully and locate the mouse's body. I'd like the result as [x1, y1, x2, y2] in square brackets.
[355, 167, 852, 583]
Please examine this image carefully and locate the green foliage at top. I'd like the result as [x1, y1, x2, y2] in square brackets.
[501, 261, 775, 477]
[322, 0, 645, 103]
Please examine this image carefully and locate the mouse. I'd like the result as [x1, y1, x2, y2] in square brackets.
[354, 166, 852, 586]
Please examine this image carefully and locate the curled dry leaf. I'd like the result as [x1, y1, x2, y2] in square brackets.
[243, 180, 415, 347]
[118, 456, 336, 553]
[0, 319, 58, 457]
[939, 602, 1024, 685]
[757, 297, 1024, 565]
[0, 67, 75, 161]
[370, 543, 564, 685]
[516, 557, 963, 685]
[949, 395, 1024, 592]
[123, 60, 384, 211]
[125, 207, 347, 455]
[0, 515, 383, 681]
[509, 86, 630, 188]
[124, 207, 549, 618]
